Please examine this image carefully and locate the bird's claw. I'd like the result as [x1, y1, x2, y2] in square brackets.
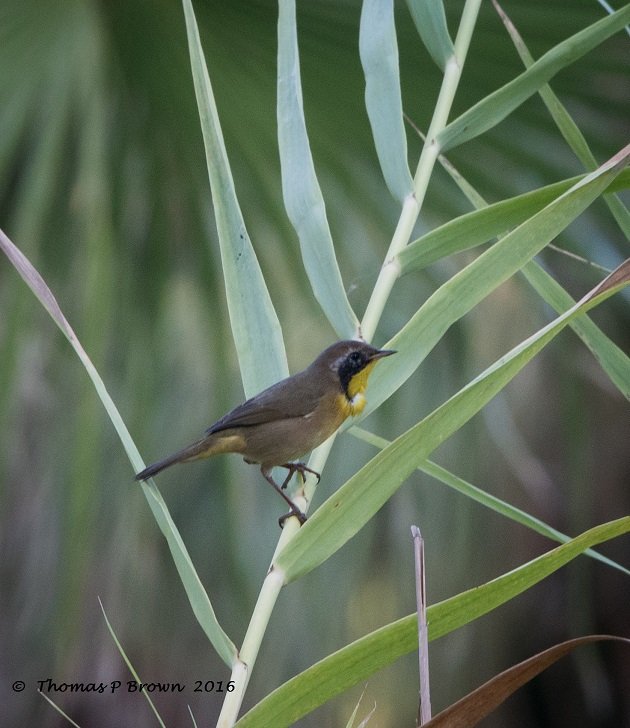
[280, 462, 321, 489]
[279, 508, 308, 528]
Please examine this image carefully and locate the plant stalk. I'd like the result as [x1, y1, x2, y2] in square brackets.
[216, 435, 335, 724]
[218, 0, 484, 723]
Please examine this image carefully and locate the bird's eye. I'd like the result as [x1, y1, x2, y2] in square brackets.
[349, 351, 362, 363]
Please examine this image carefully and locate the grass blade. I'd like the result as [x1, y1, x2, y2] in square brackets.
[521, 261, 630, 399]
[360, 0, 414, 202]
[0, 227, 237, 667]
[277, 0, 359, 338]
[438, 5, 630, 152]
[398, 169, 628, 273]
[491, 0, 630, 239]
[405, 0, 454, 70]
[183, 0, 287, 394]
[99, 598, 167, 728]
[351, 426, 629, 574]
[408, 119, 630, 400]
[424, 636, 630, 727]
[363, 148, 628, 419]
[399, 175, 577, 273]
[38, 691, 83, 728]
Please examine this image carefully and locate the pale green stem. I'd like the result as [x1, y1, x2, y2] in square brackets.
[216, 661, 248, 728]
[217, 2, 484, 724]
[216, 436, 333, 725]
[217, 550, 288, 726]
[361, 195, 417, 342]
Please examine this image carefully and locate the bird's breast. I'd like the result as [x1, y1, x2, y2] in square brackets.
[336, 390, 367, 417]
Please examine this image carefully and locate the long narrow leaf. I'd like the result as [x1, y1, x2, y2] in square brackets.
[405, 0, 454, 70]
[238, 517, 630, 727]
[399, 175, 580, 273]
[183, 0, 287, 394]
[418, 119, 630, 400]
[277, 0, 359, 338]
[522, 261, 630, 399]
[399, 169, 628, 273]
[351, 427, 629, 574]
[0, 228, 237, 667]
[492, 0, 630, 239]
[275, 260, 630, 582]
[38, 692, 83, 728]
[364, 148, 628, 417]
[360, 0, 414, 202]
[438, 5, 630, 152]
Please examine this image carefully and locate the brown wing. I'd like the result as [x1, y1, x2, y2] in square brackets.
[205, 369, 327, 434]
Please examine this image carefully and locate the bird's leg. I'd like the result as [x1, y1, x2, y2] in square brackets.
[279, 462, 321, 490]
[260, 467, 307, 527]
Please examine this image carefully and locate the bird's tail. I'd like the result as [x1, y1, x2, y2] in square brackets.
[134, 438, 212, 481]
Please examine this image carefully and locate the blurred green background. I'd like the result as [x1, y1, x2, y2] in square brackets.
[1, 0, 628, 726]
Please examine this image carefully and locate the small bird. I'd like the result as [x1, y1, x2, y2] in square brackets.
[135, 339, 395, 524]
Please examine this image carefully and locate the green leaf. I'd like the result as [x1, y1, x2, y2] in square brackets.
[238, 517, 630, 727]
[277, 0, 359, 338]
[398, 168, 629, 274]
[365, 147, 628, 417]
[405, 0, 454, 70]
[183, 0, 287, 395]
[438, 4, 630, 152]
[360, 0, 414, 202]
[491, 1, 593, 168]
[521, 261, 630, 399]
[0, 227, 238, 668]
[38, 692, 83, 728]
[415, 113, 630, 401]
[275, 259, 630, 582]
[490, 0, 630, 239]
[351, 426, 630, 574]
[343, 689, 375, 728]
[398, 175, 577, 273]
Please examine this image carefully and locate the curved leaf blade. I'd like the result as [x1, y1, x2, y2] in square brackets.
[424, 636, 630, 727]
[438, 5, 630, 152]
[183, 0, 287, 394]
[99, 599, 167, 727]
[422, 115, 630, 400]
[522, 261, 630, 399]
[365, 147, 629, 417]
[277, 0, 359, 338]
[351, 427, 629, 574]
[491, 0, 630, 239]
[398, 169, 629, 274]
[0, 228, 237, 666]
[360, 0, 414, 202]
[405, 0, 454, 70]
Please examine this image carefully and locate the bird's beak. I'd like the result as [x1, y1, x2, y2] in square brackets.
[371, 348, 396, 360]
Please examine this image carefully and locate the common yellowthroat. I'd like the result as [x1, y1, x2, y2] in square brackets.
[135, 340, 394, 524]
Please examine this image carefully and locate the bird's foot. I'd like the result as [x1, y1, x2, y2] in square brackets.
[278, 506, 308, 528]
[261, 465, 309, 528]
[280, 462, 321, 490]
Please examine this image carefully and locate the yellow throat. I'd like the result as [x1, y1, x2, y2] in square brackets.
[341, 359, 379, 416]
